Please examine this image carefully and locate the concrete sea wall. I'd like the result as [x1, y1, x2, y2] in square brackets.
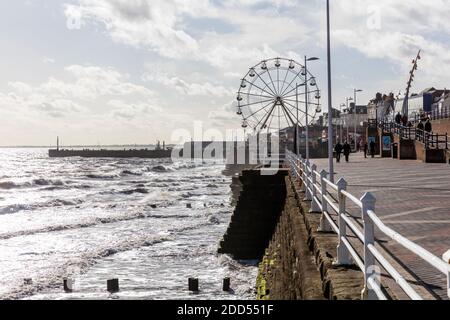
[219, 168, 364, 300]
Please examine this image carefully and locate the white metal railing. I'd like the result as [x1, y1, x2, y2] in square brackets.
[286, 150, 450, 300]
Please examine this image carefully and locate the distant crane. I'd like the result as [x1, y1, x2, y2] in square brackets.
[402, 50, 421, 117]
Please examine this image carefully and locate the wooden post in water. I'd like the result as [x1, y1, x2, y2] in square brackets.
[63, 278, 73, 293]
[223, 278, 231, 292]
[107, 279, 120, 293]
[188, 278, 199, 292]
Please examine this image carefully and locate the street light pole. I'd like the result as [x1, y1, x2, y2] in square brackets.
[326, 0, 334, 182]
[346, 97, 353, 141]
[296, 83, 299, 155]
[353, 89, 363, 150]
[305, 56, 310, 162]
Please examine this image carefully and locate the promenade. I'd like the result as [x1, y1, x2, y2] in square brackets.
[313, 152, 450, 299]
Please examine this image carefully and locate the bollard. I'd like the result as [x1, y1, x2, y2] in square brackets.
[107, 279, 120, 293]
[63, 278, 73, 293]
[223, 278, 231, 292]
[188, 278, 199, 292]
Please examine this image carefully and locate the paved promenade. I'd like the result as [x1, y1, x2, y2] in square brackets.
[312, 152, 450, 300]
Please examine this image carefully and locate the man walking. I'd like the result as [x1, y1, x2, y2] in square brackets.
[363, 141, 368, 158]
[370, 140, 376, 158]
[343, 141, 351, 163]
[334, 142, 343, 163]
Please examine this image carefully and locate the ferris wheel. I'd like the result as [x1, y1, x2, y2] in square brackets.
[235, 57, 321, 133]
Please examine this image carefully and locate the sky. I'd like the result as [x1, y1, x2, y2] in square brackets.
[1, 0, 450, 146]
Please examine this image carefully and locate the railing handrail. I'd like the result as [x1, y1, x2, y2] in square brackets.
[286, 150, 450, 300]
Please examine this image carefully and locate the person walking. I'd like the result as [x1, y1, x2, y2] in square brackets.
[363, 141, 368, 158]
[395, 112, 402, 125]
[417, 120, 424, 141]
[370, 140, 376, 158]
[343, 141, 351, 163]
[401, 114, 408, 127]
[334, 142, 343, 163]
[424, 119, 432, 133]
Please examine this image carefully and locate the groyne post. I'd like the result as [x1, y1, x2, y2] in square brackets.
[361, 193, 377, 300]
[107, 279, 120, 293]
[335, 178, 352, 265]
[309, 164, 321, 213]
[188, 278, 199, 292]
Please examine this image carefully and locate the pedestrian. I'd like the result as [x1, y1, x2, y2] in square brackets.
[363, 142, 368, 158]
[417, 121, 424, 131]
[343, 141, 351, 163]
[424, 119, 432, 133]
[370, 140, 376, 158]
[395, 112, 402, 125]
[334, 142, 343, 163]
[401, 114, 408, 127]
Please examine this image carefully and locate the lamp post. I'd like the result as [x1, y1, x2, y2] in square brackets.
[295, 57, 319, 162]
[340, 103, 345, 142]
[304, 56, 319, 162]
[346, 97, 353, 141]
[326, 0, 334, 182]
[353, 89, 363, 149]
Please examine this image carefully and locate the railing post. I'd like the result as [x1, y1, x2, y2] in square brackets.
[318, 170, 332, 232]
[443, 250, 450, 299]
[304, 160, 312, 201]
[309, 164, 321, 213]
[299, 156, 306, 192]
[335, 178, 352, 265]
[361, 192, 378, 300]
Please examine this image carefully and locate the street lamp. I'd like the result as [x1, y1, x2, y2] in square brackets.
[326, 0, 334, 182]
[346, 97, 353, 141]
[295, 56, 319, 163]
[339, 103, 346, 142]
[353, 89, 363, 150]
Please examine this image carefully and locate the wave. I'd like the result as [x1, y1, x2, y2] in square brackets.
[0, 179, 68, 190]
[2, 233, 172, 300]
[119, 188, 149, 195]
[0, 199, 84, 215]
[85, 174, 120, 180]
[121, 170, 143, 176]
[0, 212, 149, 240]
[147, 165, 173, 173]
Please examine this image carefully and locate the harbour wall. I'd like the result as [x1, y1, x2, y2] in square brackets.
[220, 168, 364, 300]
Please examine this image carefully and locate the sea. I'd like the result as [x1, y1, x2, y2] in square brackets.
[0, 148, 258, 300]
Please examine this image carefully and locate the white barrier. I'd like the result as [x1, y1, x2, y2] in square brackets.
[286, 150, 450, 300]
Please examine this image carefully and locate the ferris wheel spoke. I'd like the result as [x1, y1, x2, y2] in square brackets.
[281, 80, 315, 97]
[282, 90, 319, 100]
[243, 79, 276, 98]
[283, 98, 321, 106]
[239, 97, 275, 108]
[246, 100, 276, 120]
[254, 102, 275, 129]
[278, 67, 290, 97]
[243, 92, 274, 99]
[279, 68, 306, 97]
[280, 102, 296, 126]
[265, 69, 279, 96]
[260, 103, 277, 131]
[284, 100, 317, 119]
[254, 72, 277, 96]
